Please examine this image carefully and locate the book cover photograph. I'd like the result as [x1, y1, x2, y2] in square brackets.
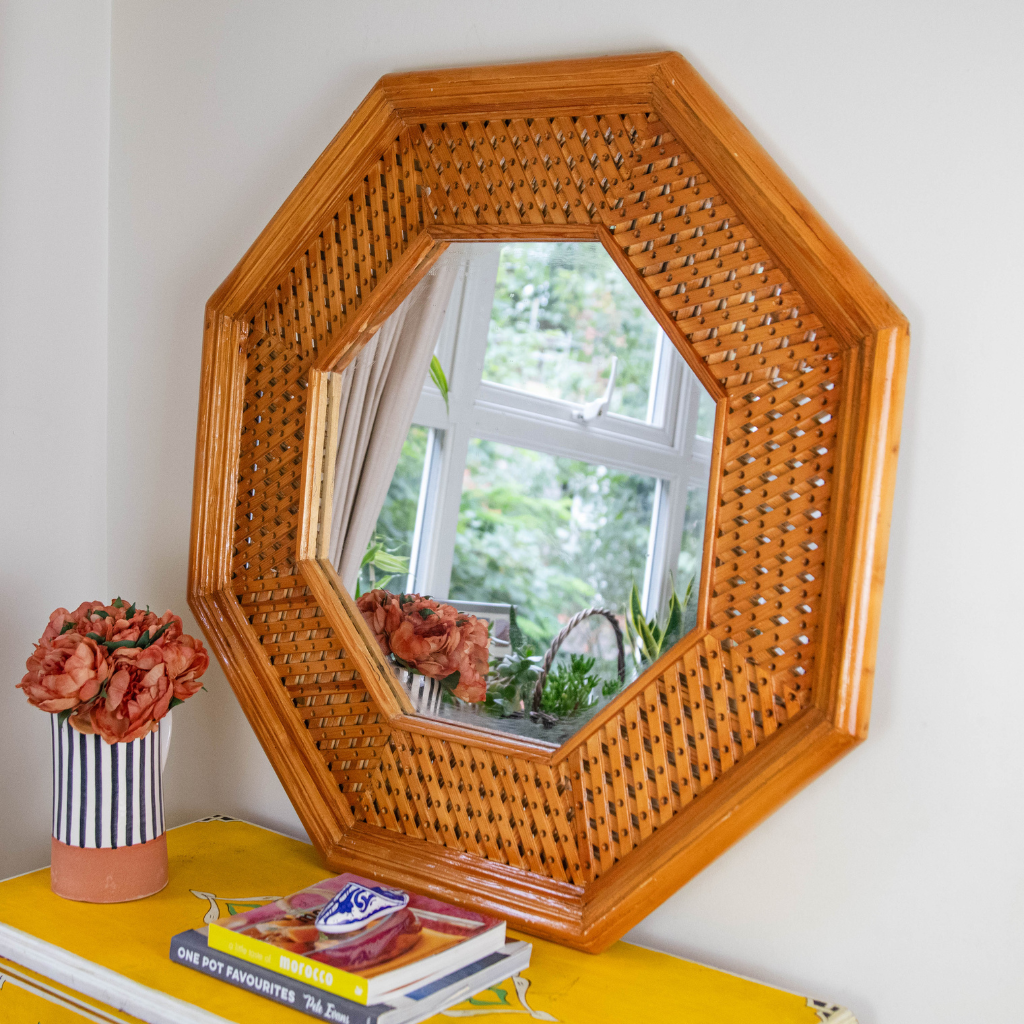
[207, 872, 505, 1003]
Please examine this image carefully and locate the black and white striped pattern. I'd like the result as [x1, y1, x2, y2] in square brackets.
[50, 716, 165, 849]
[401, 672, 445, 716]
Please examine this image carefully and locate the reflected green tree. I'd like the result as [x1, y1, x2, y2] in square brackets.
[448, 440, 655, 674]
[484, 243, 661, 421]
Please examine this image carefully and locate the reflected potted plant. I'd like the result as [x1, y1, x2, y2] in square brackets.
[484, 605, 626, 727]
[484, 607, 543, 718]
[355, 534, 410, 598]
[624, 576, 695, 671]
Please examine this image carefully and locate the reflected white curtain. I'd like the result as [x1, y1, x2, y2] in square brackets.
[329, 259, 459, 590]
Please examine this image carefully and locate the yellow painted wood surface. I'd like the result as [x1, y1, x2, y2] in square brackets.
[0, 956, 143, 1023]
[0, 818, 839, 1023]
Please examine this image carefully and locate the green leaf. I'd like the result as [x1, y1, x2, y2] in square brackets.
[169, 697, 185, 709]
[137, 630, 151, 647]
[623, 611, 637, 647]
[360, 543, 381, 568]
[628, 584, 645, 632]
[429, 355, 450, 413]
[147, 621, 173, 645]
[540, 653, 602, 716]
[59, 621, 76, 635]
[359, 533, 410, 594]
[417, 607, 435, 619]
[370, 549, 409, 574]
[105, 638, 138, 651]
[85, 632, 105, 643]
[662, 591, 683, 648]
[508, 605, 526, 655]
[57, 708, 73, 727]
[125, 603, 136, 618]
[91, 609, 109, 619]
[636, 613, 659, 662]
[437, 670, 461, 688]
[601, 675, 623, 698]
[112, 597, 123, 608]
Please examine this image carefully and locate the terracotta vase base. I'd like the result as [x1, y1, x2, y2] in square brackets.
[50, 833, 168, 903]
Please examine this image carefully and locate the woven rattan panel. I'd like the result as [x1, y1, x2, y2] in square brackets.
[366, 733, 583, 884]
[237, 582, 390, 799]
[233, 330, 310, 582]
[224, 111, 840, 882]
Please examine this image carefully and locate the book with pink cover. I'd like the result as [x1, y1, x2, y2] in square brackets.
[206, 872, 505, 1004]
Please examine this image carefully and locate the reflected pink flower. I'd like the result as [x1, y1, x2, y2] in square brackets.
[357, 592, 490, 703]
[356, 590, 403, 657]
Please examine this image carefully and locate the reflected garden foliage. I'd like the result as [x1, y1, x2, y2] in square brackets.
[449, 440, 654, 667]
[484, 242, 661, 420]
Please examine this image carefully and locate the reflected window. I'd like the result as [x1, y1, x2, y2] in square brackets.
[696, 388, 716, 438]
[333, 241, 715, 746]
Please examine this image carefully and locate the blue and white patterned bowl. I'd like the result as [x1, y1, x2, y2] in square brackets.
[314, 882, 410, 934]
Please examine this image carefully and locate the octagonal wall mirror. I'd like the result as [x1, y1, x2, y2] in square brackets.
[318, 240, 714, 746]
[190, 52, 908, 953]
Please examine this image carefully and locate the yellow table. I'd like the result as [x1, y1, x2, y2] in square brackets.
[0, 818, 853, 1024]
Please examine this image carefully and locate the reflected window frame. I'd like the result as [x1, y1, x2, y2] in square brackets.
[398, 242, 714, 620]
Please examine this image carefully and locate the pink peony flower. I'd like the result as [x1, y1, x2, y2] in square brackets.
[450, 615, 489, 703]
[19, 635, 112, 713]
[388, 596, 461, 676]
[20, 598, 209, 741]
[74, 645, 174, 744]
[356, 591, 489, 703]
[356, 590, 403, 657]
[40, 602, 108, 644]
[159, 632, 210, 700]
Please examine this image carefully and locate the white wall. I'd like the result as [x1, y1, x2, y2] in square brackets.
[2, 2, 1021, 1020]
[0, 1, 111, 875]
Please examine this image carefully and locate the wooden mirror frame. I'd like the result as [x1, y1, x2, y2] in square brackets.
[189, 52, 908, 952]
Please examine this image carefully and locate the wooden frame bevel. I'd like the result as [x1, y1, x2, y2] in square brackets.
[189, 51, 908, 951]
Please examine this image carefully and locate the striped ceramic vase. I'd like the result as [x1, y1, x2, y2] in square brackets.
[49, 714, 172, 902]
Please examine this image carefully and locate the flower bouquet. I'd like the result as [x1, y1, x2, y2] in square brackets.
[19, 598, 209, 902]
[356, 590, 489, 704]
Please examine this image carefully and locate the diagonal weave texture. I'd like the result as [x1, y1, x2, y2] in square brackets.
[190, 53, 907, 952]
[230, 111, 834, 881]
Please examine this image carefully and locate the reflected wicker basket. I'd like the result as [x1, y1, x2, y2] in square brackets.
[531, 607, 626, 713]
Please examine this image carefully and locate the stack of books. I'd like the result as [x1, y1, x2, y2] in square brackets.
[169, 871, 530, 1024]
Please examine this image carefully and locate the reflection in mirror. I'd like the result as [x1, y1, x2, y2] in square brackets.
[321, 242, 714, 746]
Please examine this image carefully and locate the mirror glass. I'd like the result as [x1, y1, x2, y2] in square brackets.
[321, 242, 714, 746]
